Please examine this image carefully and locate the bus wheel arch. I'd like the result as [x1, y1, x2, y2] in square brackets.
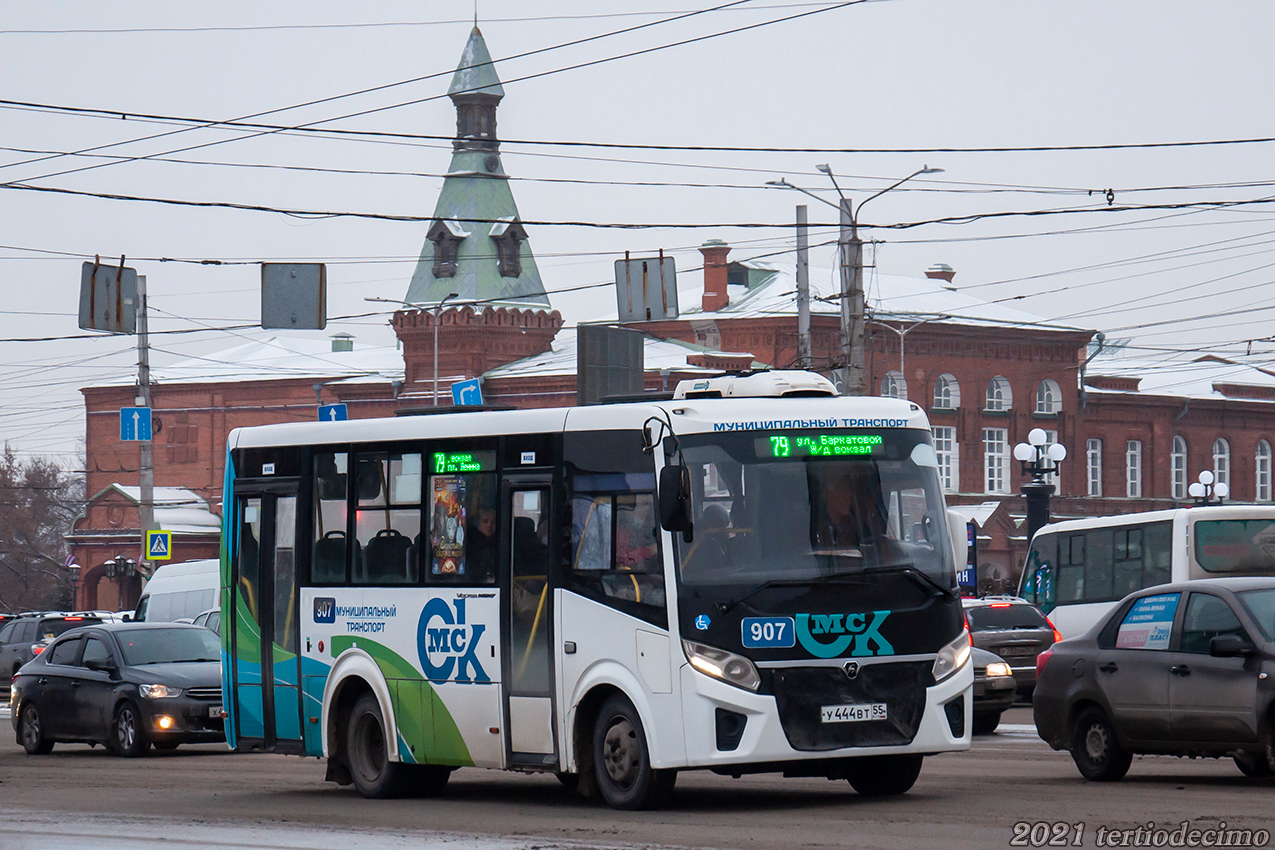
[321, 653, 399, 786]
[569, 683, 625, 801]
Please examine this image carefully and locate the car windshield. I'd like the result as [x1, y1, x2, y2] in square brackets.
[672, 429, 955, 588]
[117, 628, 221, 665]
[37, 617, 102, 641]
[1238, 588, 1275, 641]
[965, 605, 1049, 631]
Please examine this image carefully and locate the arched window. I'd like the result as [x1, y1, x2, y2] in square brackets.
[933, 374, 961, 409]
[1171, 436, 1188, 500]
[985, 376, 1012, 411]
[881, 371, 907, 400]
[1213, 438, 1231, 487]
[1257, 440, 1272, 502]
[1035, 379, 1061, 414]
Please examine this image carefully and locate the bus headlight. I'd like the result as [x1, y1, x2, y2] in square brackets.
[139, 684, 182, 699]
[682, 640, 761, 692]
[932, 627, 971, 684]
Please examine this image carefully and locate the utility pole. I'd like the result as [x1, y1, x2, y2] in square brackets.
[841, 200, 867, 395]
[136, 275, 154, 578]
[795, 205, 811, 369]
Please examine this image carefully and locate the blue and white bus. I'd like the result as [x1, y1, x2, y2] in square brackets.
[220, 371, 972, 809]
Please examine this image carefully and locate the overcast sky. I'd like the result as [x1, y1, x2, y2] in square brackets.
[3, 0, 1275, 464]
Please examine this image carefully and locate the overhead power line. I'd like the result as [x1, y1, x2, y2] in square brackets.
[10, 96, 1275, 157]
[6, 179, 1274, 230]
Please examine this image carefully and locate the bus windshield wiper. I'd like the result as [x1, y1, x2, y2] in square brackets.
[861, 564, 959, 601]
[717, 578, 821, 616]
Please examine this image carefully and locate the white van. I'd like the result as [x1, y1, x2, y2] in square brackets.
[134, 559, 220, 622]
[1018, 504, 1275, 638]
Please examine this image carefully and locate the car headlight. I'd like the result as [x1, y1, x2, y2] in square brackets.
[932, 627, 971, 684]
[682, 639, 761, 692]
[139, 684, 182, 699]
[985, 661, 1013, 678]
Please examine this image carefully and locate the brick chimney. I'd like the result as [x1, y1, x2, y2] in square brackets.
[700, 239, 730, 312]
[925, 263, 955, 283]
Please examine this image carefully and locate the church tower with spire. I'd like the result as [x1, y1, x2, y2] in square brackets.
[394, 27, 561, 393]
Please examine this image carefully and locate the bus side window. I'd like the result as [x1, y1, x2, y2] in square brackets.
[1057, 533, 1085, 605]
[1085, 528, 1114, 602]
[355, 452, 422, 586]
[1113, 527, 1143, 597]
[312, 452, 350, 584]
[1143, 522, 1172, 588]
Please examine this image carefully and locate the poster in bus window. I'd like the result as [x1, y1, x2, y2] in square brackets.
[431, 475, 467, 575]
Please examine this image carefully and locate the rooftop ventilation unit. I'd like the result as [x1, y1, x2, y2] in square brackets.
[672, 370, 837, 400]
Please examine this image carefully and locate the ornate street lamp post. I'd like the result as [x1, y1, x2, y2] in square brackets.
[1013, 428, 1068, 544]
[1188, 470, 1228, 505]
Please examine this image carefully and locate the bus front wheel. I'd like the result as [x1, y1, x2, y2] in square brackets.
[347, 693, 409, 798]
[592, 695, 676, 810]
[845, 754, 924, 796]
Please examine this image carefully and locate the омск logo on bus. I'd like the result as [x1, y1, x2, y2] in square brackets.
[416, 598, 490, 683]
[795, 610, 894, 658]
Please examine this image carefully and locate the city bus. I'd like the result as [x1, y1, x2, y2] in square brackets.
[1018, 504, 1275, 638]
[220, 371, 973, 809]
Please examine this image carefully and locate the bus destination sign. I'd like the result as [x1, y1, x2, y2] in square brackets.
[432, 450, 495, 474]
[758, 433, 883, 459]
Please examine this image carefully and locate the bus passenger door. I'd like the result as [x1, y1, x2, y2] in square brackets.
[504, 480, 557, 767]
[231, 482, 305, 754]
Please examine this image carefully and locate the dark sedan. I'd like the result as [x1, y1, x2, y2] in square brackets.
[1034, 577, 1275, 781]
[10, 622, 224, 757]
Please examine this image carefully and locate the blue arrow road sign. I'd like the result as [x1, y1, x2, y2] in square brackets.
[120, 407, 152, 441]
[318, 403, 348, 422]
[146, 530, 172, 561]
[451, 378, 483, 406]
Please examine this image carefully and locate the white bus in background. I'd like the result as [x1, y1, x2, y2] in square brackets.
[134, 558, 220, 622]
[1018, 504, 1275, 638]
[221, 371, 974, 809]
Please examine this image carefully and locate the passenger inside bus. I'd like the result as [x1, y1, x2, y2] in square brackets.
[467, 506, 498, 583]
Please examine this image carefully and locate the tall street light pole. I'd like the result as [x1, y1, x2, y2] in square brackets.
[870, 313, 950, 391]
[769, 165, 943, 395]
[433, 292, 460, 406]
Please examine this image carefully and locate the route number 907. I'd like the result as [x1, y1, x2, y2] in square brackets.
[741, 617, 795, 648]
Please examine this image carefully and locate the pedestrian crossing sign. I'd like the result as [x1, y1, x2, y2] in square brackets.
[146, 530, 172, 560]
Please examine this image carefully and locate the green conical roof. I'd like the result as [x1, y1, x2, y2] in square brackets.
[448, 27, 504, 99]
[404, 30, 547, 308]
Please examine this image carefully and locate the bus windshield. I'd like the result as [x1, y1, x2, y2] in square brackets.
[672, 429, 955, 589]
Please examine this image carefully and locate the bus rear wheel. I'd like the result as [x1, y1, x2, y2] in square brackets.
[592, 695, 676, 810]
[845, 754, 924, 796]
[347, 693, 409, 798]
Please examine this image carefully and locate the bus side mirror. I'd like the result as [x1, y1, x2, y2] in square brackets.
[659, 465, 694, 543]
[946, 509, 968, 565]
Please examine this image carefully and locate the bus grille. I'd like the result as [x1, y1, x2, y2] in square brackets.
[771, 662, 929, 751]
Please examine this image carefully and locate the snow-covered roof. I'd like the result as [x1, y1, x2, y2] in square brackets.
[93, 337, 404, 388]
[673, 261, 1088, 332]
[109, 486, 220, 534]
[947, 501, 1004, 528]
[483, 328, 764, 379]
[1085, 350, 1275, 402]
